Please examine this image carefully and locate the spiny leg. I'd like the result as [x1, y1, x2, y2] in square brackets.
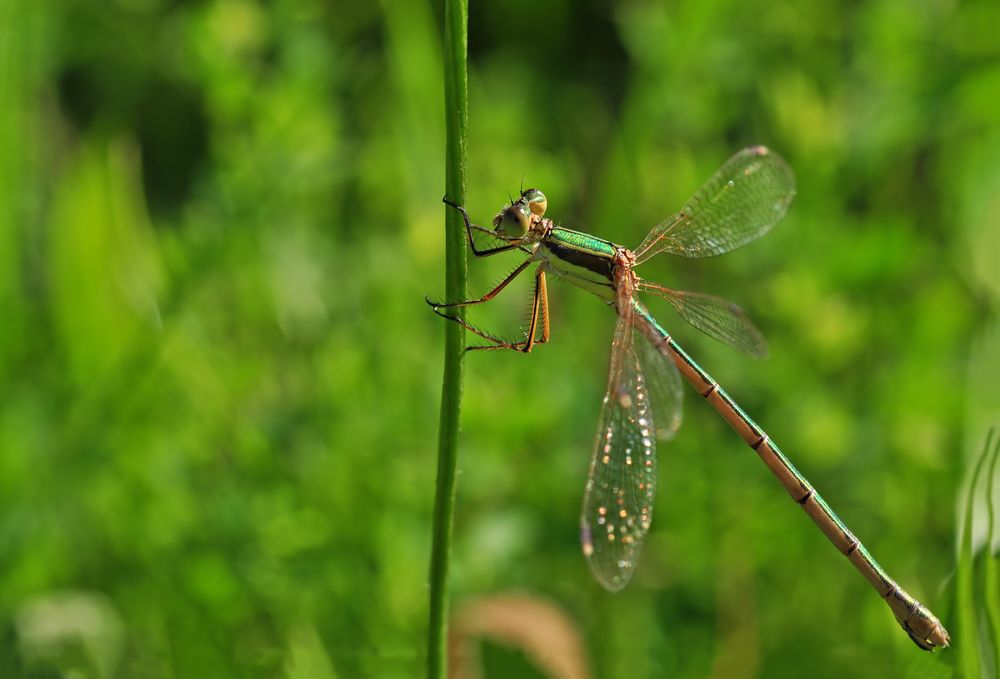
[523, 268, 550, 351]
[536, 268, 550, 344]
[435, 267, 550, 353]
[425, 259, 533, 310]
[443, 197, 523, 257]
[513, 268, 550, 353]
[464, 269, 547, 353]
[433, 199, 547, 352]
[435, 311, 523, 350]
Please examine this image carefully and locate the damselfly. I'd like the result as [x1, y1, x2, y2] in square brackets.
[428, 146, 949, 650]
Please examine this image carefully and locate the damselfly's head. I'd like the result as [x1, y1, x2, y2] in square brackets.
[492, 188, 548, 238]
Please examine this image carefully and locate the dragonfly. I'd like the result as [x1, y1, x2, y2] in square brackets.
[428, 146, 950, 650]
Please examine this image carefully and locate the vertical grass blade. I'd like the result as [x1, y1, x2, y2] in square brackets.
[957, 428, 992, 679]
[427, 0, 468, 677]
[983, 430, 1000, 676]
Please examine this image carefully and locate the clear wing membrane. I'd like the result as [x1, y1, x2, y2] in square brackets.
[579, 147, 791, 589]
[636, 329, 683, 440]
[581, 301, 681, 591]
[640, 283, 768, 358]
[635, 146, 795, 261]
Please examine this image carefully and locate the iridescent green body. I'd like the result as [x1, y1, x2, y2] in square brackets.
[430, 146, 950, 650]
[537, 227, 619, 301]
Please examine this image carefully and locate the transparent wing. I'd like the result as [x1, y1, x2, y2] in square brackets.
[634, 146, 795, 262]
[640, 282, 768, 359]
[581, 305, 658, 591]
[636, 327, 684, 440]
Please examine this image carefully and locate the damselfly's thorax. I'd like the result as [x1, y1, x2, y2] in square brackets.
[613, 247, 638, 276]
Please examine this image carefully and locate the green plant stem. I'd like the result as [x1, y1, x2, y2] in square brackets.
[427, 0, 468, 677]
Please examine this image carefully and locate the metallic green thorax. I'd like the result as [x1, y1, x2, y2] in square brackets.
[549, 227, 618, 257]
[538, 227, 620, 300]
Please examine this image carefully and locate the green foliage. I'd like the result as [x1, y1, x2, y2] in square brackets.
[1, 0, 997, 676]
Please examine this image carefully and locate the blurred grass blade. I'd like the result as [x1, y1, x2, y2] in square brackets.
[427, 0, 468, 677]
[984, 430, 1000, 676]
[957, 427, 992, 679]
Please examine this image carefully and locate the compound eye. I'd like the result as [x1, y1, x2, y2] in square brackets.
[498, 203, 531, 237]
[522, 188, 547, 217]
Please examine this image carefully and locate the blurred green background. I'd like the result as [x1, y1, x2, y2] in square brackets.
[2, 0, 998, 677]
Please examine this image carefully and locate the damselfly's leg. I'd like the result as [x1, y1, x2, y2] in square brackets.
[465, 267, 549, 353]
[517, 268, 550, 353]
[532, 268, 550, 345]
[432, 199, 546, 352]
[425, 259, 533, 310]
[433, 267, 550, 353]
[443, 197, 523, 257]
